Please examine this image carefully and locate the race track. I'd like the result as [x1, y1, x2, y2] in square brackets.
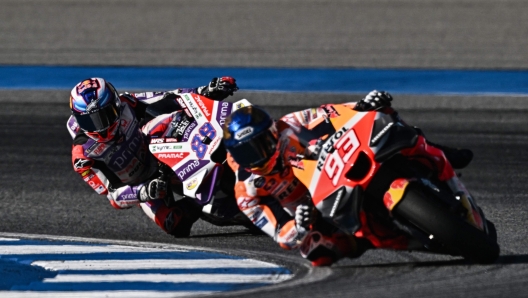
[1, 1, 528, 297]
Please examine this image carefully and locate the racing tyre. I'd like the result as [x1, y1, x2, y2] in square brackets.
[392, 186, 500, 264]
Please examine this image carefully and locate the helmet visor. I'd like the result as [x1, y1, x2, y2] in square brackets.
[228, 130, 278, 168]
[74, 103, 119, 132]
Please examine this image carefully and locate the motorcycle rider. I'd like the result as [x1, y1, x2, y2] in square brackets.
[222, 90, 474, 266]
[68, 77, 238, 237]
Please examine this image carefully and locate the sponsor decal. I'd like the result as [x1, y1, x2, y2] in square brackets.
[150, 138, 164, 144]
[86, 142, 108, 156]
[238, 197, 259, 210]
[182, 121, 198, 142]
[185, 177, 199, 190]
[193, 95, 211, 117]
[316, 127, 348, 171]
[93, 143, 107, 155]
[151, 144, 183, 152]
[83, 174, 94, 182]
[271, 180, 289, 196]
[117, 193, 137, 201]
[253, 177, 266, 188]
[69, 120, 78, 132]
[383, 192, 394, 210]
[322, 104, 340, 118]
[95, 185, 106, 194]
[207, 137, 221, 154]
[216, 102, 231, 126]
[247, 209, 263, 222]
[183, 94, 203, 119]
[74, 158, 92, 170]
[76, 78, 100, 94]
[158, 153, 186, 159]
[329, 187, 345, 217]
[235, 127, 254, 140]
[277, 179, 299, 201]
[255, 217, 269, 229]
[263, 178, 277, 191]
[290, 159, 305, 170]
[174, 117, 191, 138]
[235, 102, 245, 109]
[111, 135, 142, 169]
[81, 170, 91, 177]
[176, 97, 187, 108]
[85, 99, 99, 112]
[175, 160, 209, 181]
[371, 122, 393, 144]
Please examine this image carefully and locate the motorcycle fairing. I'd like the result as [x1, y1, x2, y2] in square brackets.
[293, 106, 421, 234]
[149, 94, 254, 204]
[316, 186, 363, 234]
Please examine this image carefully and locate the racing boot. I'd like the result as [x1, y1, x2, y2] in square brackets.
[414, 127, 473, 169]
[428, 141, 474, 169]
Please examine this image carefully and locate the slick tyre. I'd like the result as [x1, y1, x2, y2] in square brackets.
[392, 186, 500, 264]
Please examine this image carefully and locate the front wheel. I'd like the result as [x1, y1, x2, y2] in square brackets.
[392, 185, 500, 264]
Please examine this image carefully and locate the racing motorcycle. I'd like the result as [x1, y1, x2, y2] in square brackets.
[146, 93, 255, 230]
[67, 92, 255, 231]
[292, 105, 500, 264]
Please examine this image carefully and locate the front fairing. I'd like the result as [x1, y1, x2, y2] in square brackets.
[149, 94, 250, 205]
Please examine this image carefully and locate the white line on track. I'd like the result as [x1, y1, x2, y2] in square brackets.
[0, 233, 294, 297]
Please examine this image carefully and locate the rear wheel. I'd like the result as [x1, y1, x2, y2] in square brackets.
[392, 185, 500, 264]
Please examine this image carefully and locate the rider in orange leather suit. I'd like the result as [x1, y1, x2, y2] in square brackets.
[223, 91, 473, 266]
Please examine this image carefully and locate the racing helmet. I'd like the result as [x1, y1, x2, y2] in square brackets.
[70, 78, 121, 142]
[223, 105, 280, 175]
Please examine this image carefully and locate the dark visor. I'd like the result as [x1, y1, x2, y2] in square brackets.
[74, 104, 119, 132]
[228, 130, 278, 168]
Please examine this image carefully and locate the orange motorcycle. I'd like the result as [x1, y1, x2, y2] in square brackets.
[292, 105, 499, 264]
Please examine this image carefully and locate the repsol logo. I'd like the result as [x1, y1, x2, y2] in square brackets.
[235, 127, 254, 140]
[317, 127, 348, 171]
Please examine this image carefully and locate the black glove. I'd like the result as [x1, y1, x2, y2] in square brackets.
[295, 203, 315, 236]
[199, 77, 239, 101]
[139, 178, 168, 202]
[354, 90, 393, 111]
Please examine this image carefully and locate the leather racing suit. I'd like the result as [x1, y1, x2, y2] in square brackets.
[67, 88, 202, 237]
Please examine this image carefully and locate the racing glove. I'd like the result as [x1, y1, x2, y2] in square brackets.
[199, 77, 239, 101]
[295, 203, 315, 236]
[138, 178, 168, 202]
[354, 90, 393, 111]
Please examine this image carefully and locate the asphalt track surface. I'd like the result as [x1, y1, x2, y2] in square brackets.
[2, 1, 528, 297]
